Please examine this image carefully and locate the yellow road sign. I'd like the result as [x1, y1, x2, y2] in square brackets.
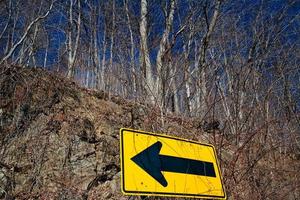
[120, 128, 226, 199]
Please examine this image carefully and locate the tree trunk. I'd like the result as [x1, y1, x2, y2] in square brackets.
[67, 0, 81, 79]
[195, 0, 221, 117]
[155, 0, 175, 108]
[107, 0, 116, 99]
[139, 0, 154, 101]
[124, 0, 137, 95]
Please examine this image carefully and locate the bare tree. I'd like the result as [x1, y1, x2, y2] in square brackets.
[124, 0, 137, 95]
[139, 0, 154, 101]
[66, 0, 81, 78]
[0, 0, 54, 65]
[155, 0, 176, 111]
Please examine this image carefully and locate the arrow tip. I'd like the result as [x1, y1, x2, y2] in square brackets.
[131, 141, 168, 187]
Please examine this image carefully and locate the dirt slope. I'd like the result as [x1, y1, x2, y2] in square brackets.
[0, 66, 207, 199]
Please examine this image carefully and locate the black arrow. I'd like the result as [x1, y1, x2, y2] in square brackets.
[131, 141, 216, 187]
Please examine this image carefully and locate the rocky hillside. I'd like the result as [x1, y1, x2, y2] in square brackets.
[0, 66, 299, 200]
[0, 66, 210, 199]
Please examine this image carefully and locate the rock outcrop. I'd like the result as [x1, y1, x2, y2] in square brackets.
[0, 66, 202, 199]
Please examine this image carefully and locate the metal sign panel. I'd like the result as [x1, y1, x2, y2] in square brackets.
[120, 128, 226, 199]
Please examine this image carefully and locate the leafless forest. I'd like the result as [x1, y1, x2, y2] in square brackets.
[0, 0, 299, 199]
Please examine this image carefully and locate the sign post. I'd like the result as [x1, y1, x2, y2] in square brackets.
[120, 128, 226, 199]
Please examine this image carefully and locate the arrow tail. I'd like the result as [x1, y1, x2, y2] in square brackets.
[160, 155, 216, 177]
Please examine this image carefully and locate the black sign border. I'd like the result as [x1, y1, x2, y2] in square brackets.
[120, 128, 226, 199]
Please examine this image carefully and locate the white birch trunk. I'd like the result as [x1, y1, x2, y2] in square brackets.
[195, 0, 221, 117]
[183, 29, 193, 114]
[43, 33, 49, 68]
[26, 22, 40, 68]
[140, 0, 154, 100]
[108, 0, 115, 98]
[155, 0, 175, 107]
[100, 26, 107, 90]
[67, 0, 81, 79]
[170, 65, 180, 113]
[124, 0, 137, 95]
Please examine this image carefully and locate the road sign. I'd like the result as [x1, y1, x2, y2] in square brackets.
[120, 128, 226, 199]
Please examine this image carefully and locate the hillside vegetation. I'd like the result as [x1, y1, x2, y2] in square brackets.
[0, 66, 299, 199]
